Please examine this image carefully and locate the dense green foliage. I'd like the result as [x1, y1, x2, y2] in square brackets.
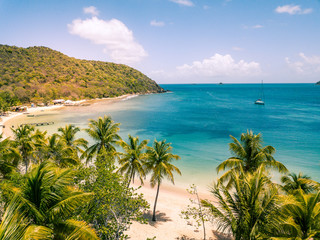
[203, 167, 281, 240]
[197, 131, 320, 239]
[78, 151, 149, 240]
[0, 45, 164, 105]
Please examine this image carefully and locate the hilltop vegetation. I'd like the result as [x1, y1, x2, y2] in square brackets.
[0, 45, 164, 105]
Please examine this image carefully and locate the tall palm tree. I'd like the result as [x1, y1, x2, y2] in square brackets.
[9, 161, 98, 239]
[281, 172, 318, 194]
[0, 133, 19, 178]
[145, 140, 181, 221]
[202, 167, 281, 240]
[32, 129, 48, 162]
[274, 190, 320, 239]
[217, 130, 287, 186]
[11, 125, 36, 174]
[117, 135, 148, 187]
[58, 124, 88, 154]
[84, 115, 121, 163]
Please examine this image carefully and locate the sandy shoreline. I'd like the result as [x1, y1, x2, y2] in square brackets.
[0, 94, 139, 139]
[0, 93, 224, 240]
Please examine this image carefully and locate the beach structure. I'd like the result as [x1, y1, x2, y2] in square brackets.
[11, 106, 28, 112]
[52, 99, 65, 105]
[64, 100, 75, 106]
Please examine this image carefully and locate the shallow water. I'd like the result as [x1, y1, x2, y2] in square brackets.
[11, 84, 320, 189]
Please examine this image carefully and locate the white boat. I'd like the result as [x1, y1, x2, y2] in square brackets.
[254, 81, 265, 105]
[255, 99, 264, 105]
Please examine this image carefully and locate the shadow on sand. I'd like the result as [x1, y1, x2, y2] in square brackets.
[176, 230, 233, 240]
[143, 210, 172, 227]
[212, 230, 233, 240]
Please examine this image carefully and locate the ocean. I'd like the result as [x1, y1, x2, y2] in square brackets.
[11, 84, 320, 189]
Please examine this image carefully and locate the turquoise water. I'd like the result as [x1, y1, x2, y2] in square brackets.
[13, 84, 320, 188]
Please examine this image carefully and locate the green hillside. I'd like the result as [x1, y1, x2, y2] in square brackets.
[0, 45, 164, 105]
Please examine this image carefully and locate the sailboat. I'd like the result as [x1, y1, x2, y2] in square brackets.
[254, 81, 265, 105]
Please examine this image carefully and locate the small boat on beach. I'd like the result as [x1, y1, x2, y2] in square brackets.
[254, 81, 265, 105]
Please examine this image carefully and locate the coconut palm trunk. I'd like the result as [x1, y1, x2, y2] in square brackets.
[128, 169, 135, 188]
[152, 181, 161, 221]
[22, 147, 29, 174]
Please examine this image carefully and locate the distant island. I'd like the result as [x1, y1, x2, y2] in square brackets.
[0, 45, 164, 106]
[316, 81, 320, 85]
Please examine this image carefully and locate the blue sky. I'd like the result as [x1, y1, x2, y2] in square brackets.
[0, 0, 319, 83]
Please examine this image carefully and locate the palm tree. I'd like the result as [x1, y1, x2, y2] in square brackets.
[117, 135, 148, 187]
[274, 190, 320, 239]
[44, 134, 80, 167]
[202, 167, 280, 240]
[217, 130, 287, 186]
[84, 115, 121, 162]
[281, 172, 318, 194]
[11, 125, 36, 173]
[58, 124, 88, 154]
[145, 140, 181, 221]
[32, 129, 48, 162]
[0, 194, 51, 240]
[0, 133, 19, 178]
[0, 195, 29, 240]
[10, 161, 98, 239]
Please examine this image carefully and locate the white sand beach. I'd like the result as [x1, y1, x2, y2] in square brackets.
[126, 182, 230, 240]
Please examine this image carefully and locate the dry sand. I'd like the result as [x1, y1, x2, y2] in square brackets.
[126, 182, 232, 240]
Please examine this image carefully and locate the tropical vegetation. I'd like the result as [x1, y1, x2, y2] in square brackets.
[0, 44, 164, 110]
[196, 131, 320, 240]
[0, 115, 181, 239]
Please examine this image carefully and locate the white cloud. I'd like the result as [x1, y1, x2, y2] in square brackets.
[232, 47, 244, 51]
[170, 0, 194, 7]
[252, 24, 263, 29]
[286, 53, 320, 74]
[83, 6, 99, 16]
[150, 20, 165, 27]
[242, 24, 263, 29]
[68, 16, 147, 64]
[176, 54, 261, 77]
[275, 5, 312, 15]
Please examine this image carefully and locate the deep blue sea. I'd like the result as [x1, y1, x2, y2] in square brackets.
[13, 84, 320, 188]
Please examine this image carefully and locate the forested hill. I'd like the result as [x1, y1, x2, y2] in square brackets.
[0, 45, 164, 104]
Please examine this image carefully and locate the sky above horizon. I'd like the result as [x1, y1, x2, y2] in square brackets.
[0, 0, 319, 84]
